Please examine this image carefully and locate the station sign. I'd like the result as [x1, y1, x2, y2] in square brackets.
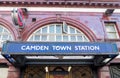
[2, 41, 118, 55]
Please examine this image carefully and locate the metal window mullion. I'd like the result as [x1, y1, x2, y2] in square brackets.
[114, 25, 119, 38]
[110, 29, 116, 32]
[48, 25, 49, 34]
[33, 35, 35, 41]
[55, 24, 56, 34]
[46, 26, 48, 41]
[54, 24, 56, 41]
[69, 33, 83, 35]
[39, 29, 42, 41]
[46, 35, 48, 41]
[61, 35, 63, 42]
[108, 32, 118, 39]
[68, 26, 70, 41]
[46, 25, 50, 40]
[55, 35, 56, 41]
[33, 34, 36, 41]
[39, 35, 41, 41]
[38, 35, 41, 41]
[75, 29, 77, 42]
[47, 26, 49, 41]
[76, 35, 80, 42]
[107, 31, 117, 33]
[40, 28, 43, 41]
[108, 32, 117, 36]
[82, 35, 85, 42]
[68, 34, 70, 41]
[76, 35, 78, 42]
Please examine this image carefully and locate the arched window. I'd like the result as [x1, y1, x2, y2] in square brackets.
[28, 24, 89, 42]
[0, 25, 13, 47]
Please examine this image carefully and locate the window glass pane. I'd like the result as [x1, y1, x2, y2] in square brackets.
[36, 30, 41, 33]
[49, 25, 54, 33]
[56, 25, 62, 33]
[70, 36, 76, 41]
[63, 36, 68, 41]
[70, 27, 75, 33]
[34, 35, 40, 41]
[29, 36, 34, 41]
[0, 27, 3, 32]
[76, 30, 81, 34]
[84, 36, 89, 42]
[77, 36, 83, 41]
[9, 36, 13, 41]
[41, 35, 47, 41]
[56, 36, 62, 41]
[42, 27, 47, 33]
[2, 35, 8, 40]
[106, 26, 116, 32]
[49, 35, 55, 41]
[105, 22, 119, 39]
[4, 29, 8, 33]
[107, 33, 118, 39]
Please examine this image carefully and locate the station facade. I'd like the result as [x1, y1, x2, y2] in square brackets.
[0, 0, 120, 78]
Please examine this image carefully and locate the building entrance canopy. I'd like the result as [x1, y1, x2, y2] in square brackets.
[1, 41, 118, 67]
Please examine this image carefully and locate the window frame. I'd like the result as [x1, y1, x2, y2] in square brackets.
[0, 25, 13, 47]
[104, 22, 120, 39]
[27, 24, 90, 42]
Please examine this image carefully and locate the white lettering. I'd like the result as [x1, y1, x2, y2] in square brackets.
[21, 46, 26, 50]
[21, 45, 49, 50]
[75, 46, 100, 51]
[52, 46, 71, 50]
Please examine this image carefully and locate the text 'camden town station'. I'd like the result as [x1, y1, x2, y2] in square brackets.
[21, 45, 100, 51]
[3, 42, 117, 54]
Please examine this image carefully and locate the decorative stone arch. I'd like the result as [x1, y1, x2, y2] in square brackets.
[22, 17, 97, 42]
[0, 17, 20, 40]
